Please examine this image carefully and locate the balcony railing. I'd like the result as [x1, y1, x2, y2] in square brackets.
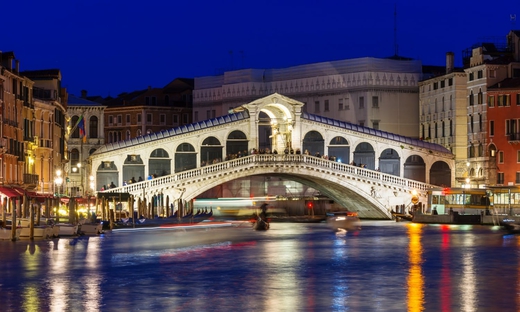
[24, 173, 39, 186]
[509, 133, 520, 142]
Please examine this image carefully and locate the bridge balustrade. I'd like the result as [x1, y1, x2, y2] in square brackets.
[104, 154, 433, 197]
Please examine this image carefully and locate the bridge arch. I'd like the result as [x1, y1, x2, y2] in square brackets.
[124, 154, 144, 183]
[149, 148, 170, 178]
[404, 155, 426, 182]
[226, 130, 248, 158]
[174, 143, 196, 173]
[200, 136, 223, 166]
[328, 136, 350, 163]
[379, 148, 400, 176]
[303, 130, 325, 156]
[430, 161, 451, 187]
[96, 161, 119, 190]
[353, 142, 375, 169]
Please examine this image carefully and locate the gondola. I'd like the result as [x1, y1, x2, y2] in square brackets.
[252, 216, 270, 231]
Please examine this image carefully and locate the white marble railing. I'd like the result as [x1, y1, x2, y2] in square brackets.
[105, 154, 434, 197]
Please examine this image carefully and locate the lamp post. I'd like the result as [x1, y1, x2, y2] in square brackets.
[54, 170, 63, 222]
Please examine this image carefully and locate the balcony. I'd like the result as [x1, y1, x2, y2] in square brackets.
[24, 173, 39, 186]
[509, 133, 520, 143]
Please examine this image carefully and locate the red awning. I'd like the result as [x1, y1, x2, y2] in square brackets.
[0, 187, 21, 198]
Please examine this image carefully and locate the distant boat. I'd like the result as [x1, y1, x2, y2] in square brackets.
[326, 211, 361, 232]
[113, 209, 213, 229]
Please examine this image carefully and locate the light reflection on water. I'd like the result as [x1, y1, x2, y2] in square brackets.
[1, 221, 520, 311]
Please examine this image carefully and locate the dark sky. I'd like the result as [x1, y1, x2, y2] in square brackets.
[3, 0, 519, 98]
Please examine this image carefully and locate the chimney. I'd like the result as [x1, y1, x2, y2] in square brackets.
[15, 60, 20, 73]
[81, 90, 87, 98]
[446, 52, 454, 74]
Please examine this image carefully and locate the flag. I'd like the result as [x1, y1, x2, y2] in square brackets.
[76, 115, 87, 143]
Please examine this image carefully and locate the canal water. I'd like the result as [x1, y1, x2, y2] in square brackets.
[0, 220, 518, 312]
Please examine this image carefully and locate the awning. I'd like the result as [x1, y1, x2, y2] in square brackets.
[0, 187, 22, 198]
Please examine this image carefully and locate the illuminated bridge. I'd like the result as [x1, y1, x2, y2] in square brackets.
[91, 93, 454, 219]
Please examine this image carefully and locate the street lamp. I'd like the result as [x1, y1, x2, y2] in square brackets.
[54, 170, 63, 196]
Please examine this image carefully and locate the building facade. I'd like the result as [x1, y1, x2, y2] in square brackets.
[66, 94, 106, 197]
[487, 78, 520, 186]
[102, 78, 193, 144]
[193, 57, 424, 139]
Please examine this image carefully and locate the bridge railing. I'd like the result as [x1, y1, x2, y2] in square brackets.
[104, 154, 434, 196]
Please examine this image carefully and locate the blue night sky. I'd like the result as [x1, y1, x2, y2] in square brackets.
[2, 0, 519, 98]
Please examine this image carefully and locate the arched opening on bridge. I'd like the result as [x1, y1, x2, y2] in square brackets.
[403, 155, 426, 183]
[149, 148, 171, 177]
[175, 143, 196, 173]
[430, 161, 451, 187]
[353, 142, 375, 169]
[96, 161, 118, 191]
[328, 136, 350, 163]
[123, 154, 144, 183]
[226, 130, 248, 159]
[257, 111, 272, 153]
[302, 131, 324, 156]
[201, 136, 223, 166]
[379, 148, 400, 176]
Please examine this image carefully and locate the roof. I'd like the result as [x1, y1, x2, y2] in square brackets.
[302, 112, 452, 154]
[68, 94, 105, 106]
[92, 110, 251, 155]
[488, 77, 520, 90]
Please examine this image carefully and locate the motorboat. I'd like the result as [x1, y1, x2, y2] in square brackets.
[326, 210, 361, 232]
[19, 225, 53, 239]
[0, 226, 21, 240]
[79, 222, 103, 235]
[500, 219, 520, 234]
[56, 223, 79, 236]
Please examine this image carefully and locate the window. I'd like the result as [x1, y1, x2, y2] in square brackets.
[448, 78, 453, 86]
[433, 82, 438, 90]
[126, 114, 130, 124]
[359, 97, 364, 109]
[89, 116, 98, 138]
[506, 95, 511, 106]
[314, 101, 320, 113]
[338, 99, 344, 111]
[359, 120, 365, 127]
[517, 150, 520, 163]
[469, 144, 475, 158]
[117, 115, 122, 124]
[478, 89, 483, 104]
[469, 91, 474, 106]
[206, 110, 211, 119]
[490, 120, 494, 136]
[184, 113, 190, 123]
[441, 80, 445, 88]
[324, 100, 329, 112]
[109, 115, 113, 125]
[137, 114, 142, 123]
[372, 120, 379, 130]
[372, 96, 379, 108]
[442, 121, 445, 137]
[449, 120, 453, 136]
[489, 96, 495, 107]
[469, 72, 474, 81]
[479, 114, 482, 131]
[517, 94, 520, 105]
[470, 115, 474, 133]
[160, 114, 166, 124]
[499, 151, 504, 163]
[497, 172, 504, 184]
[489, 69, 496, 78]
[477, 70, 483, 79]
[506, 120, 512, 135]
[173, 114, 179, 124]
[516, 172, 520, 184]
[147, 113, 152, 123]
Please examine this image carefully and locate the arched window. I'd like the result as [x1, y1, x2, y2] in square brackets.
[71, 115, 80, 138]
[89, 116, 98, 138]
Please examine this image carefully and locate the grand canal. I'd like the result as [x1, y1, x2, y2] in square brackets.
[0, 220, 518, 311]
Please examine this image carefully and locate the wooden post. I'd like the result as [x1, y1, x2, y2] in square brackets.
[11, 201, 17, 241]
[2, 197, 6, 227]
[166, 196, 170, 217]
[29, 200, 34, 240]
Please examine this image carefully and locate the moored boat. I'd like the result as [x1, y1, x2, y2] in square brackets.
[19, 226, 53, 239]
[79, 223, 103, 235]
[0, 227, 21, 240]
[252, 216, 270, 231]
[56, 223, 79, 236]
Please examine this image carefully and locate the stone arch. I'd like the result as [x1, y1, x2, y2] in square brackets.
[149, 148, 171, 178]
[302, 131, 324, 156]
[430, 161, 451, 187]
[488, 143, 497, 157]
[379, 148, 400, 176]
[96, 161, 118, 191]
[404, 155, 426, 182]
[328, 136, 350, 163]
[201, 136, 223, 166]
[353, 142, 375, 169]
[123, 154, 145, 183]
[226, 130, 248, 159]
[175, 143, 196, 173]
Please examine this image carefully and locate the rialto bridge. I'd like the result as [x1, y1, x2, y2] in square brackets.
[91, 93, 454, 219]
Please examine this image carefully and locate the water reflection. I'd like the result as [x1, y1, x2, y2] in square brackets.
[407, 224, 424, 312]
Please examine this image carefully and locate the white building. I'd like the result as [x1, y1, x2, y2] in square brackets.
[193, 57, 423, 139]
